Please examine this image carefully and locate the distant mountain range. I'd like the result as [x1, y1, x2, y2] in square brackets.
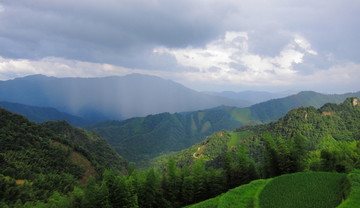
[0, 74, 248, 121]
[0, 101, 91, 126]
[204, 90, 294, 105]
[87, 90, 360, 164]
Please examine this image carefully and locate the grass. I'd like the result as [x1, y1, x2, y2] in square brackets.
[259, 172, 345, 208]
[186, 171, 356, 208]
[227, 131, 253, 147]
[336, 170, 360, 208]
[218, 179, 269, 208]
[186, 179, 269, 208]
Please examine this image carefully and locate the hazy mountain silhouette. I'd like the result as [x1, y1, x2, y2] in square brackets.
[0, 101, 91, 126]
[0, 74, 248, 121]
[204, 90, 294, 105]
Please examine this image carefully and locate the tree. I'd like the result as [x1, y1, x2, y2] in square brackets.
[192, 159, 207, 203]
[222, 151, 233, 189]
[102, 170, 138, 208]
[292, 133, 307, 171]
[263, 133, 280, 178]
[181, 176, 194, 205]
[82, 177, 110, 208]
[162, 158, 181, 206]
[138, 169, 167, 208]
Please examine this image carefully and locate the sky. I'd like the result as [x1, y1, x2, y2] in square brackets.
[0, 0, 359, 93]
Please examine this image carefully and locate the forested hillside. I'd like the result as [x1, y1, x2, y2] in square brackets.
[87, 106, 249, 163]
[89, 91, 360, 165]
[0, 108, 127, 206]
[152, 97, 360, 173]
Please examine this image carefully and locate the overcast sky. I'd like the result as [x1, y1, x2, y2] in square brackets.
[0, 0, 359, 93]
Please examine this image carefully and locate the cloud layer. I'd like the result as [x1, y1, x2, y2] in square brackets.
[0, 0, 359, 93]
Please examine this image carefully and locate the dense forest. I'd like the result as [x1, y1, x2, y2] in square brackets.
[0, 108, 127, 207]
[1, 97, 360, 207]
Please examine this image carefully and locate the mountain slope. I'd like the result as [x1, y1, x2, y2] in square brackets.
[0, 74, 245, 121]
[151, 97, 360, 170]
[187, 172, 346, 208]
[41, 121, 128, 174]
[204, 90, 293, 105]
[88, 91, 360, 164]
[87, 107, 249, 163]
[0, 107, 128, 201]
[0, 101, 91, 126]
[249, 91, 360, 122]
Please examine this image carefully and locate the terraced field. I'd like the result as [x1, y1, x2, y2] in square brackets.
[186, 171, 360, 208]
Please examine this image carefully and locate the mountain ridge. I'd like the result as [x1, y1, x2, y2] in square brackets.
[0, 74, 247, 121]
[88, 91, 360, 165]
[150, 97, 360, 170]
[0, 101, 91, 126]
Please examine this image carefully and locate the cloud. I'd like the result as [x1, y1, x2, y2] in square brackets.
[154, 31, 318, 83]
[0, 56, 178, 81]
[0, 1, 359, 93]
[0, 0, 224, 66]
[0, 56, 132, 80]
[1, 0, 359, 65]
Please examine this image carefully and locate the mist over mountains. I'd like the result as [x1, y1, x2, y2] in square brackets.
[0, 74, 249, 121]
[205, 90, 294, 104]
[0, 101, 90, 126]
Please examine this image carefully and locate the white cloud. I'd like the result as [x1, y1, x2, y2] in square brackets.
[293, 35, 317, 55]
[0, 56, 163, 80]
[154, 31, 318, 84]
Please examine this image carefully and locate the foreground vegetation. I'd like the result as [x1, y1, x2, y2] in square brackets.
[188, 171, 357, 208]
[259, 172, 345, 208]
[187, 179, 269, 208]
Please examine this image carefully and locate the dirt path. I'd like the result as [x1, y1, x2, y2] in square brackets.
[193, 147, 201, 159]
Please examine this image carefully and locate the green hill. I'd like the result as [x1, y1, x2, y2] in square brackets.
[41, 121, 128, 175]
[151, 97, 360, 171]
[187, 172, 347, 208]
[87, 107, 249, 163]
[88, 91, 360, 165]
[0, 108, 128, 205]
[249, 91, 360, 122]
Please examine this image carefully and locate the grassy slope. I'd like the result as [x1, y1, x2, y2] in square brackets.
[259, 172, 345, 208]
[187, 172, 349, 208]
[186, 179, 270, 208]
[337, 170, 360, 208]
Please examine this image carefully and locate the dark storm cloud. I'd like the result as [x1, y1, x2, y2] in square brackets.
[0, 0, 224, 67]
[1, 0, 360, 66]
